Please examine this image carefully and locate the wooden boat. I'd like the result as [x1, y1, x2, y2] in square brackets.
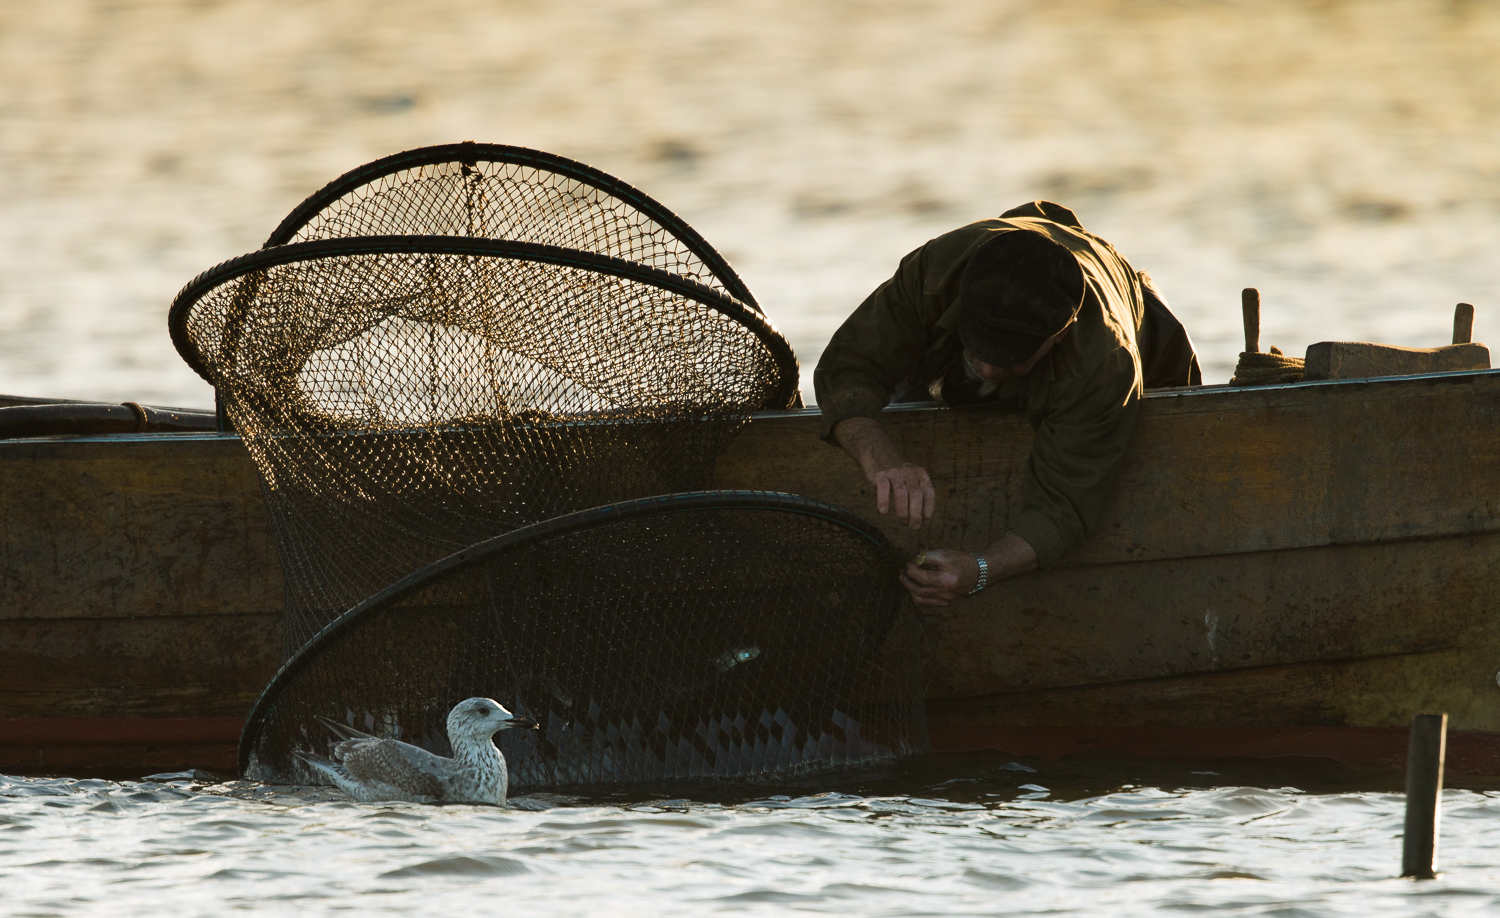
[5, 368, 1500, 777]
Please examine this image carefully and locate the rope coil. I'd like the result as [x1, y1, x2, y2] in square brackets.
[1231, 346, 1305, 386]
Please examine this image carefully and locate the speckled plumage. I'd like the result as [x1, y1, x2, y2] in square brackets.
[294, 697, 538, 805]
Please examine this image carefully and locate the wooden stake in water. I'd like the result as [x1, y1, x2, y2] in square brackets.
[1241, 288, 1261, 354]
[1401, 712, 1447, 879]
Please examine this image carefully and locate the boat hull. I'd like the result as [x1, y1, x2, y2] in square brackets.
[6, 370, 1500, 775]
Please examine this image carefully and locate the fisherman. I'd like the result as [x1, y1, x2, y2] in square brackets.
[813, 201, 1200, 608]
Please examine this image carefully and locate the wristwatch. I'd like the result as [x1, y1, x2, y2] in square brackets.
[967, 553, 989, 596]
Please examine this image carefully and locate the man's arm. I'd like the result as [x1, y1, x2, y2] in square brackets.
[1005, 348, 1142, 567]
[813, 244, 936, 443]
[814, 240, 942, 528]
[898, 345, 1142, 606]
[832, 416, 934, 530]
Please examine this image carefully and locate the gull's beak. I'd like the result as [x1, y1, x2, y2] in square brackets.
[504, 714, 540, 731]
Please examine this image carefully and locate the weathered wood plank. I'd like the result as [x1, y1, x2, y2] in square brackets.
[919, 534, 1500, 702]
[927, 646, 1500, 731]
[925, 724, 1500, 777]
[1304, 341, 1490, 380]
[0, 614, 279, 718]
[0, 717, 243, 774]
[714, 370, 1500, 565]
[0, 434, 279, 621]
[8, 372, 1496, 629]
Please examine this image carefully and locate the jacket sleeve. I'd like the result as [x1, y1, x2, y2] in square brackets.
[1007, 346, 1142, 568]
[813, 244, 935, 442]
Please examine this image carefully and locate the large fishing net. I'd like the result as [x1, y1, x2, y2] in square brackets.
[170, 237, 797, 653]
[263, 142, 760, 310]
[240, 492, 927, 789]
[169, 144, 926, 788]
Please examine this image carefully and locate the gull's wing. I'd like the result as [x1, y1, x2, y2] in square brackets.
[332, 735, 454, 777]
[293, 749, 346, 783]
[314, 714, 377, 743]
[293, 750, 366, 799]
[388, 738, 456, 776]
[316, 716, 454, 777]
[337, 737, 446, 801]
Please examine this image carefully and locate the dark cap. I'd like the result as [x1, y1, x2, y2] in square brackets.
[957, 230, 1085, 369]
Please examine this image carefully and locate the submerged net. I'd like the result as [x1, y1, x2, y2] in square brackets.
[170, 237, 797, 653]
[263, 142, 759, 309]
[241, 492, 928, 789]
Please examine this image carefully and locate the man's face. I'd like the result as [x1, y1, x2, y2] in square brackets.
[966, 319, 1075, 382]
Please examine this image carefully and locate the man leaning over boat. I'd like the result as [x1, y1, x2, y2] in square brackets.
[813, 201, 1201, 607]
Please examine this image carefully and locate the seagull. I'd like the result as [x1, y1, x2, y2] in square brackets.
[294, 697, 539, 805]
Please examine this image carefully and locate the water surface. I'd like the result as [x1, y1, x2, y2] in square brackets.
[2, 0, 1498, 404]
[4, 756, 1498, 917]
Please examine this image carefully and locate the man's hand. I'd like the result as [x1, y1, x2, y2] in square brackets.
[901, 533, 1040, 607]
[901, 549, 978, 607]
[832, 416, 935, 529]
[872, 463, 935, 530]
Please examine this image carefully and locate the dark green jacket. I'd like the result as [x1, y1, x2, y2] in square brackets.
[813, 202, 1199, 568]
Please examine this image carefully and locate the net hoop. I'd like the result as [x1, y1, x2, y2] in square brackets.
[262, 141, 760, 310]
[167, 235, 799, 410]
[236, 489, 897, 776]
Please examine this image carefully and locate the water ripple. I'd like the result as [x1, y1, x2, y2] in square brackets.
[4, 766, 1500, 917]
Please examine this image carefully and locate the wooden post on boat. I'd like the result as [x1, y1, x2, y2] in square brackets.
[1454, 303, 1475, 345]
[1401, 712, 1447, 879]
[1242, 288, 1261, 354]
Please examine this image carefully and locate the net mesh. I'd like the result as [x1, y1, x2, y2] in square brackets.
[264, 142, 758, 309]
[170, 237, 797, 653]
[241, 492, 928, 790]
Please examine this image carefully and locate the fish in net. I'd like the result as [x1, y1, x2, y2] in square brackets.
[262, 141, 760, 310]
[169, 236, 798, 654]
[240, 491, 929, 790]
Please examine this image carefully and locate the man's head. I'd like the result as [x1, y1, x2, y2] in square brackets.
[957, 230, 1085, 373]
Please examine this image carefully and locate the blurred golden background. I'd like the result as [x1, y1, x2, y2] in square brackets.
[2, 0, 1497, 405]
